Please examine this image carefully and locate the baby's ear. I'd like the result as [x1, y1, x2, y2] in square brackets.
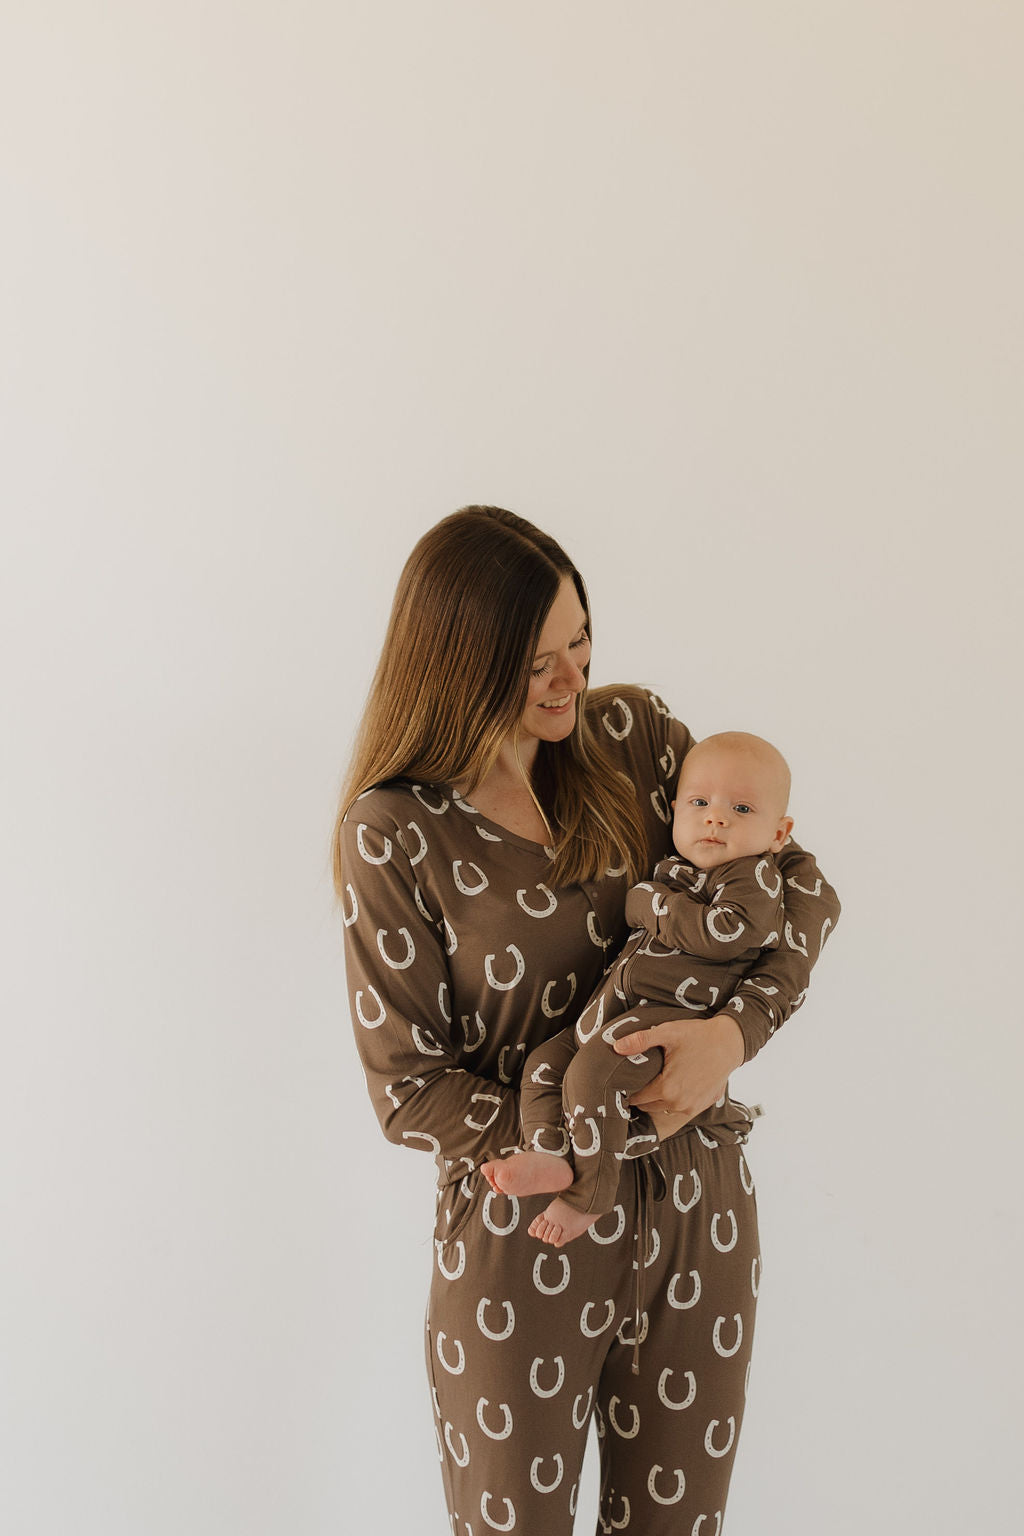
[770, 816, 794, 852]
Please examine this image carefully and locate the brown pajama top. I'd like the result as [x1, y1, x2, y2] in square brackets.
[341, 686, 841, 1536]
[520, 852, 793, 1218]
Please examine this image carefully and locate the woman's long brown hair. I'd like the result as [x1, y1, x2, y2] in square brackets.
[331, 506, 648, 892]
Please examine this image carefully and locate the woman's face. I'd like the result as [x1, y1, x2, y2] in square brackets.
[518, 575, 591, 747]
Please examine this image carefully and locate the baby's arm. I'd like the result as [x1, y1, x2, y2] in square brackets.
[625, 854, 784, 959]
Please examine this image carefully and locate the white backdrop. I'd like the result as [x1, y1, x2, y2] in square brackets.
[2, 4, 1021, 1533]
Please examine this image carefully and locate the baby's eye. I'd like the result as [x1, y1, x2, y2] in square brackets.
[733, 804, 752, 815]
[690, 797, 708, 807]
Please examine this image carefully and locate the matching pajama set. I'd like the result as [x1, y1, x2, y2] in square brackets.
[520, 852, 787, 1220]
[341, 686, 840, 1535]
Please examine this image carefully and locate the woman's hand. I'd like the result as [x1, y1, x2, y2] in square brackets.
[611, 1012, 746, 1120]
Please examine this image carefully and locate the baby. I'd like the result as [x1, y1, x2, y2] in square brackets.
[481, 731, 794, 1246]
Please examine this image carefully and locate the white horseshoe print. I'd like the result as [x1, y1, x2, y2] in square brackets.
[787, 873, 822, 897]
[435, 1239, 466, 1280]
[465, 1093, 502, 1131]
[444, 1422, 470, 1467]
[648, 1465, 686, 1506]
[476, 1298, 516, 1341]
[713, 1314, 743, 1357]
[437, 981, 452, 1023]
[751, 1255, 761, 1296]
[673, 1169, 702, 1212]
[745, 1361, 752, 1400]
[411, 1023, 446, 1056]
[541, 973, 577, 1018]
[570, 1115, 601, 1157]
[616, 1312, 648, 1347]
[586, 911, 613, 948]
[484, 946, 526, 991]
[385, 1074, 424, 1108]
[695, 1126, 720, 1152]
[516, 883, 558, 918]
[658, 1367, 697, 1410]
[739, 1152, 755, 1195]
[659, 742, 676, 777]
[691, 1515, 723, 1536]
[462, 1012, 487, 1051]
[354, 986, 386, 1028]
[444, 919, 458, 955]
[580, 1298, 616, 1338]
[704, 1417, 736, 1458]
[821, 915, 834, 946]
[530, 1454, 564, 1493]
[785, 920, 809, 956]
[533, 1251, 571, 1295]
[711, 1209, 739, 1253]
[674, 977, 719, 1011]
[529, 1355, 565, 1398]
[377, 926, 415, 969]
[570, 1483, 579, 1516]
[355, 823, 392, 864]
[705, 906, 746, 944]
[412, 784, 450, 815]
[480, 1492, 516, 1531]
[476, 1398, 513, 1440]
[608, 1396, 640, 1438]
[435, 1332, 466, 1374]
[575, 994, 608, 1045]
[498, 1042, 525, 1082]
[571, 1385, 593, 1428]
[602, 696, 634, 740]
[434, 1424, 443, 1463]
[342, 884, 358, 926]
[482, 1190, 520, 1236]
[754, 857, 783, 897]
[641, 1228, 661, 1269]
[650, 784, 671, 823]
[667, 1270, 702, 1309]
[601, 1492, 631, 1531]
[453, 860, 489, 896]
[402, 1130, 441, 1153]
[588, 1204, 626, 1244]
[402, 820, 427, 865]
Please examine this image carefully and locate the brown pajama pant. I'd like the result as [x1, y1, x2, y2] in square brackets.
[426, 1126, 760, 1535]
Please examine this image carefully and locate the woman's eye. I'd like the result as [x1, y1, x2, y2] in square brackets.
[734, 804, 752, 815]
[570, 633, 590, 650]
[531, 660, 553, 678]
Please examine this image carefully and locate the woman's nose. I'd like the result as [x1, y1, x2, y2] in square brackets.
[555, 655, 587, 689]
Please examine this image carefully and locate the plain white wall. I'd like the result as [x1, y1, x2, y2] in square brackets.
[2, 3, 1021, 1533]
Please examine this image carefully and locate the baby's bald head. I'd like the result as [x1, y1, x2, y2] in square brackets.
[673, 732, 794, 869]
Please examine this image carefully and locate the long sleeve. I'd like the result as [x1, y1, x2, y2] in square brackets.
[625, 854, 784, 959]
[721, 838, 840, 1061]
[341, 806, 523, 1179]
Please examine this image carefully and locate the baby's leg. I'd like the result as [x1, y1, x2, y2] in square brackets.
[541, 1010, 664, 1226]
[480, 1028, 577, 1196]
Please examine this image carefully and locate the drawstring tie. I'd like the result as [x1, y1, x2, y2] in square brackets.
[630, 1151, 666, 1375]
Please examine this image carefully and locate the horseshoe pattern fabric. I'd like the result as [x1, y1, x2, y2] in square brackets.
[341, 685, 840, 1192]
[519, 852, 793, 1217]
[340, 684, 840, 1532]
[428, 1130, 760, 1535]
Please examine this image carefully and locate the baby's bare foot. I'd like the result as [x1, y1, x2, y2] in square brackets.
[529, 1197, 598, 1247]
[485, 1151, 573, 1198]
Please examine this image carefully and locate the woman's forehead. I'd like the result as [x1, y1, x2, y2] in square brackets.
[535, 577, 587, 650]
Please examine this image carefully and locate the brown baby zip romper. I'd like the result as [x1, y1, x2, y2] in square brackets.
[341, 685, 841, 1536]
[520, 851, 787, 1218]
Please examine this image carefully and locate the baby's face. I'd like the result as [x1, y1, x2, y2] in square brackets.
[672, 743, 793, 870]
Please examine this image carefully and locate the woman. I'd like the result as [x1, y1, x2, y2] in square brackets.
[334, 507, 838, 1536]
